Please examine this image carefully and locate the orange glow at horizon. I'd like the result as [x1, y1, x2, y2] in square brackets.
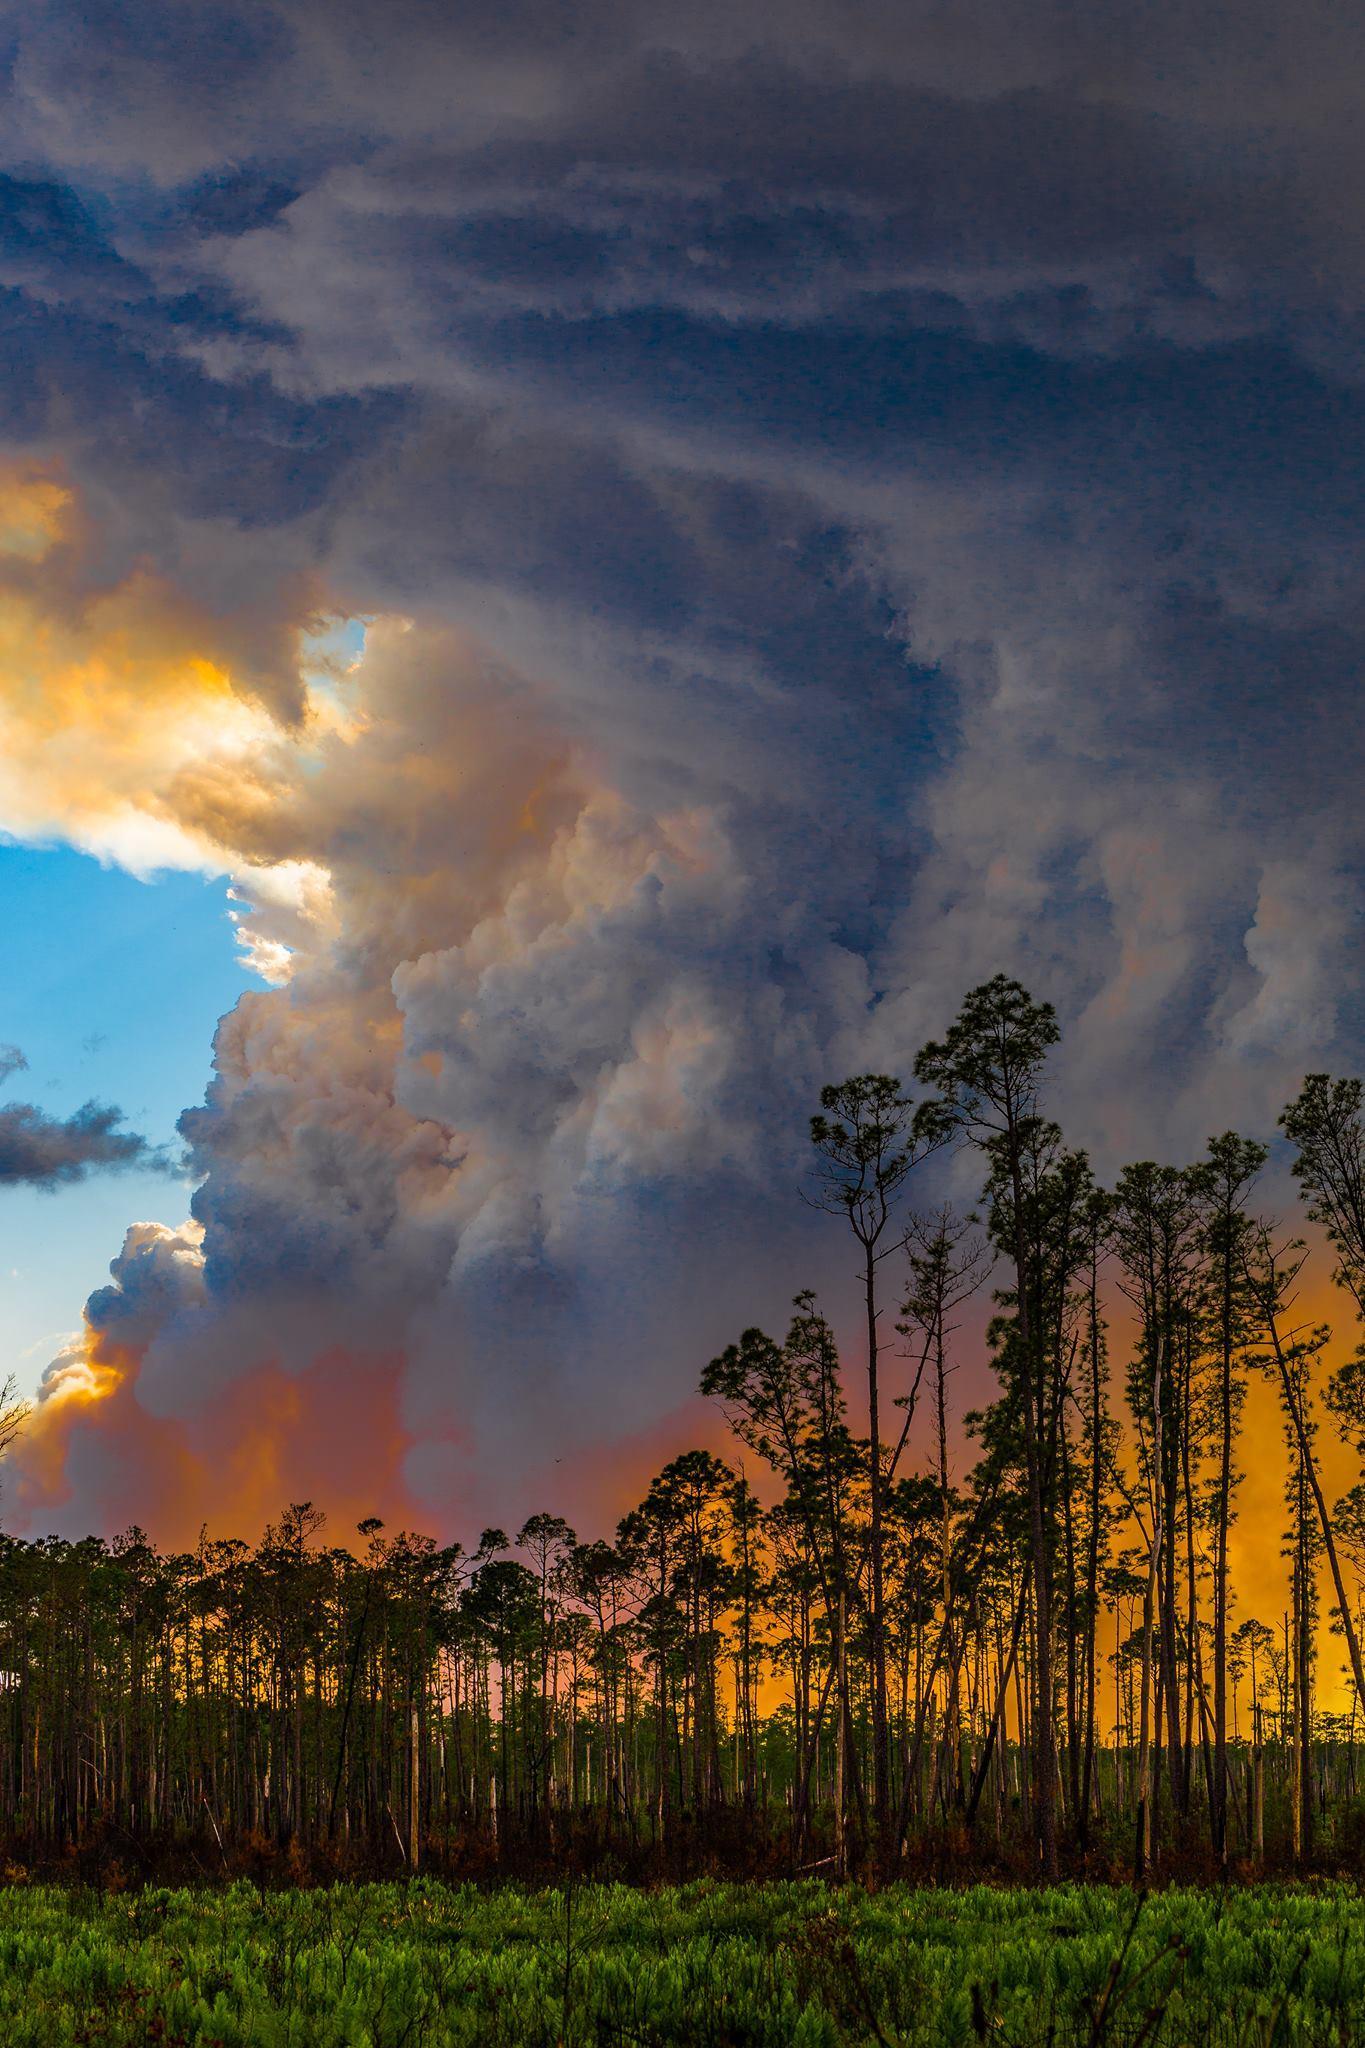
[14, 1247, 1361, 1587]
[12, 1321, 421, 1552]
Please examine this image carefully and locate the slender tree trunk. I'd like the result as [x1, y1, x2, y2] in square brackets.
[1080, 1254, 1104, 1847]
[1010, 1172, 1058, 1882]
[1212, 1232, 1236, 1863]
[834, 1585, 847, 1878]
[1257, 1281, 1365, 1710]
[864, 1240, 891, 1860]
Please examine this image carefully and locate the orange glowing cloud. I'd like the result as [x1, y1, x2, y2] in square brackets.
[0, 459, 349, 981]
[12, 1313, 418, 1550]
[0, 465, 266, 857]
[518, 1392, 732, 1539]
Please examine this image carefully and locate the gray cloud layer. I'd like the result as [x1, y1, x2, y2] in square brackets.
[0, 1049, 155, 1189]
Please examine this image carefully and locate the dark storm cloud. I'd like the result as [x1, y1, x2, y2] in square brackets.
[0, 1050, 157, 1188]
[0, 0, 1356, 1070]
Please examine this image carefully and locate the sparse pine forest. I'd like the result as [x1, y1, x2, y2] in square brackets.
[5, 977, 1365, 1896]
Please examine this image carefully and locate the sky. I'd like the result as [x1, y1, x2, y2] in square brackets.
[0, 0, 1363, 1548]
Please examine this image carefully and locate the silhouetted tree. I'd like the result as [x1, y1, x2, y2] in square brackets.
[809, 1074, 933, 1855]
[915, 977, 1065, 1879]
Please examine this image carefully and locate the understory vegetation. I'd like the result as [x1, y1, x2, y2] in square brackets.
[3, 1878, 1364, 2047]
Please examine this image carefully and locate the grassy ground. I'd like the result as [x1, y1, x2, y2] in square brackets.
[0, 1876, 1361, 2045]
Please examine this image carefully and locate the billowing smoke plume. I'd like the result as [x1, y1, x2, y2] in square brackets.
[3, 0, 1365, 1541]
[2, 486, 857, 1533]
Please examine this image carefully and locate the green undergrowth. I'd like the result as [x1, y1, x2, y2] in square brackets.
[0, 1876, 1361, 2045]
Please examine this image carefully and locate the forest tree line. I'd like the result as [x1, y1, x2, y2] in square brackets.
[5, 975, 1365, 1883]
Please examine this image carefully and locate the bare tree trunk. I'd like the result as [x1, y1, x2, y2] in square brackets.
[1136, 1347, 1164, 1879]
[409, 1696, 421, 1872]
[864, 1243, 891, 1860]
[1010, 1182, 1058, 1881]
[1256, 1269, 1365, 1711]
[834, 1586, 847, 1879]
[1213, 1232, 1235, 1863]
